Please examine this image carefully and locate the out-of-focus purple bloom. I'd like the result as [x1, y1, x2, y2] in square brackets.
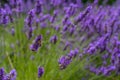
[93, 0, 99, 6]
[4, 69, 17, 80]
[30, 43, 40, 52]
[9, 0, 17, 8]
[54, 25, 60, 31]
[16, 0, 23, 13]
[69, 25, 76, 35]
[74, 6, 92, 25]
[79, 53, 83, 59]
[35, 18, 39, 27]
[26, 27, 33, 39]
[4, 4, 14, 23]
[4, 4, 12, 15]
[40, 22, 47, 28]
[67, 48, 79, 59]
[0, 68, 4, 80]
[1, 15, 9, 25]
[51, 0, 63, 6]
[62, 25, 68, 32]
[65, 3, 78, 16]
[30, 35, 42, 51]
[11, 27, 15, 36]
[62, 15, 69, 25]
[25, 9, 35, 27]
[58, 48, 79, 70]
[4, 74, 11, 80]
[50, 35, 58, 44]
[9, 69, 17, 80]
[39, 14, 50, 22]
[58, 56, 72, 70]
[0, 9, 9, 25]
[63, 41, 72, 51]
[34, 0, 42, 15]
[50, 10, 58, 23]
[38, 67, 44, 78]
[62, 20, 72, 32]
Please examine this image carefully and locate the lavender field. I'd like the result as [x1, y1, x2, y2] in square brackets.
[0, 0, 120, 80]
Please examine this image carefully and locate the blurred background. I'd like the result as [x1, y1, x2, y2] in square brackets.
[0, 0, 117, 6]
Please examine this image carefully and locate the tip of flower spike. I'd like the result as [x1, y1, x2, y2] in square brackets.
[9, 69, 17, 76]
[86, 6, 92, 12]
[94, 0, 99, 5]
[35, 35, 42, 41]
[8, 69, 17, 80]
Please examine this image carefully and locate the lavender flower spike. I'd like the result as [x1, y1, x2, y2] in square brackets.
[38, 67, 44, 78]
[74, 6, 92, 25]
[4, 69, 17, 80]
[30, 35, 42, 51]
[9, 69, 17, 80]
[0, 68, 5, 80]
[58, 56, 72, 70]
[50, 35, 58, 44]
[34, 0, 42, 15]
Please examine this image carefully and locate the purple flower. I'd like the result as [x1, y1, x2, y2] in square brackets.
[50, 10, 58, 23]
[1, 10, 9, 25]
[40, 22, 47, 28]
[15, 0, 23, 13]
[62, 15, 69, 25]
[38, 67, 44, 78]
[9, 69, 17, 80]
[51, 0, 63, 6]
[39, 14, 50, 22]
[74, 6, 92, 25]
[25, 27, 34, 39]
[65, 3, 78, 16]
[0, 68, 4, 80]
[9, 0, 17, 8]
[11, 27, 15, 36]
[63, 41, 72, 51]
[4, 69, 17, 80]
[62, 25, 68, 32]
[93, 0, 99, 5]
[50, 35, 58, 44]
[54, 25, 60, 31]
[58, 56, 72, 70]
[30, 35, 42, 51]
[34, 0, 42, 15]
[67, 48, 79, 59]
[4, 74, 11, 80]
[69, 25, 76, 35]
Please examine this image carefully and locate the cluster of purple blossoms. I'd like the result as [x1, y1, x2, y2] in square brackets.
[50, 10, 58, 23]
[50, 35, 58, 44]
[34, 0, 42, 15]
[0, 68, 17, 80]
[38, 67, 44, 78]
[58, 48, 79, 69]
[9, 0, 23, 13]
[30, 35, 42, 51]
[24, 9, 35, 39]
[0, 5, 13, 25]
[76, 4, 120, 76]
